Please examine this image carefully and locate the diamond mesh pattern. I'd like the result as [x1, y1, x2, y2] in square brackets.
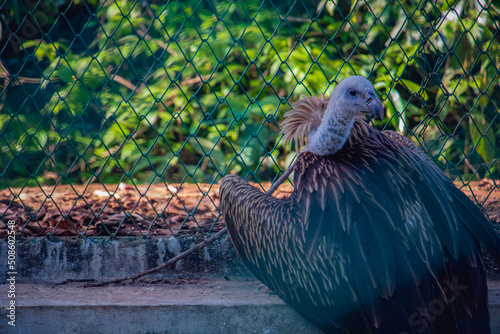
[1, 0, 499, 237]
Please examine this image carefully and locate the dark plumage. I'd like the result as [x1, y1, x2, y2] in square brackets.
[220, 77, 500, 333]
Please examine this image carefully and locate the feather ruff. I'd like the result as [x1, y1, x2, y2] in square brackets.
[281, 95, 369, 151]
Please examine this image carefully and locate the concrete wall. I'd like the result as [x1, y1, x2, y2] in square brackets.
[0, 235, 252, 283]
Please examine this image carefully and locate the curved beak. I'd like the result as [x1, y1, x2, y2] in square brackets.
[368, 98, 384, 120]
[365, 92, 384, 120]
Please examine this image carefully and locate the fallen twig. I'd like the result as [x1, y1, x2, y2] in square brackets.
[83, 163, 296, 288]
[84, 226, 228, 287]
[56, 278, 97, 286]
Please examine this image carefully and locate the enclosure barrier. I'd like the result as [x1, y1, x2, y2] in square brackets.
[0, 0, 499, 237]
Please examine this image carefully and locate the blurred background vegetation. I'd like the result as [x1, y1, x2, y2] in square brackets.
[1, 0, 499, 190]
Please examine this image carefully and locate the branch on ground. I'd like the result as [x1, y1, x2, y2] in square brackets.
[83, 226, 228, 287]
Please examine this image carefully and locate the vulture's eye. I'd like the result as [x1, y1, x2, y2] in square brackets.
[348, 89, 357, 97]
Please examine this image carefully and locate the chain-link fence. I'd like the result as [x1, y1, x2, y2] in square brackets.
[1, 0, 499, 237]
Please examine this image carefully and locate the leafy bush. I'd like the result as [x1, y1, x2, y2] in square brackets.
[1, 0, 499, 190]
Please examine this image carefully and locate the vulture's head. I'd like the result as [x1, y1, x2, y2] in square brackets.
[329, 76, 384, 121]
[281, 76, 383, 155]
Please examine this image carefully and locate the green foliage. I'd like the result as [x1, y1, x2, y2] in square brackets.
[1, 0, 499, 189]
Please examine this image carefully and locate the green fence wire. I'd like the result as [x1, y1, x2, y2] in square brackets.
[0, 0, 499, 237]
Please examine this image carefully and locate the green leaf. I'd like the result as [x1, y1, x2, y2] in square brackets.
[469, 115, 497, 165]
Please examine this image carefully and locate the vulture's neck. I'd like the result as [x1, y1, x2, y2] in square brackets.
[305, 107, 357, 156]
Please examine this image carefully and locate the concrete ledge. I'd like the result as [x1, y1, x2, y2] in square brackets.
[1, 237, 500, 333]
[0, 281, 322, 334]
[1, 281, 500, 334]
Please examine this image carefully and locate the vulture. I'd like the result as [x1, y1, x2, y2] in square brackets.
[220, 76, 500, 333]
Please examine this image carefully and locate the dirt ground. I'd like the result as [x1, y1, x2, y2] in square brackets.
[0, 179, 498, 238]
[0, 181, 293, 238]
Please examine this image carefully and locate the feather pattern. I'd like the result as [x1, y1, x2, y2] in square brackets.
[281, 95, 328, 149]
[220, 123, 500, 333]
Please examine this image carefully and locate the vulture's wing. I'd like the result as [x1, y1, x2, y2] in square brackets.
[382, 130, 500, 260]
[220, 174, 299, 283]
[220, 126, 497, 333]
